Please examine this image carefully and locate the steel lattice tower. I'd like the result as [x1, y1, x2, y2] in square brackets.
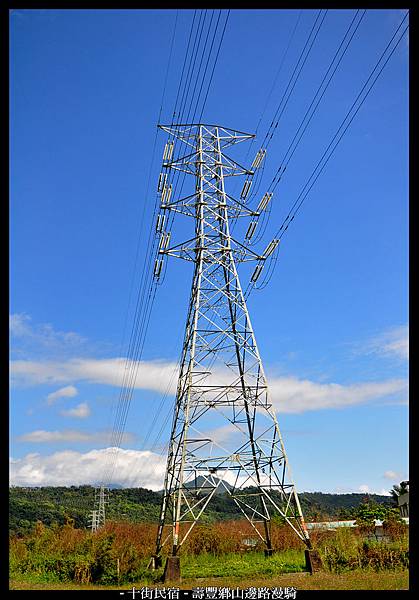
[89, 485, 108, 532]
[151, 124, 311, 571]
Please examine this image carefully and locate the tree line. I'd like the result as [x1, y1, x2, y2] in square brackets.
[9, 485, 396, 536]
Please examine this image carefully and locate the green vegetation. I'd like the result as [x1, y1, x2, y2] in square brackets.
[181, 550, 306, 579]
[353, 496, 404, 536]
[9, 570, 410, 591]
[10, 515, 408, 588]
[9, 485, 395, 536]
[9, 488, 408, 590]
[318, 527, 408, 573]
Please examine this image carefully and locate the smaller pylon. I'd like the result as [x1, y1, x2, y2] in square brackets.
[96, 485, 108, 528]
[89, 509, 99, 533]
[89, 485, 109, 531]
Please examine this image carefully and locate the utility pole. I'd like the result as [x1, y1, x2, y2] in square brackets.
[150, 124, 314, 579]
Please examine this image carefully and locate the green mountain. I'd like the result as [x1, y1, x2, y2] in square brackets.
[9, 485, 394, 536]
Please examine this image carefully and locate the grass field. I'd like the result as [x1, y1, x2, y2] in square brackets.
[10, 570, 409, 591]
[9, 520, 409, 591]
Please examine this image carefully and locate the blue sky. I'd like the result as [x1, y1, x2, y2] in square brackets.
[10, 9, 408, 495]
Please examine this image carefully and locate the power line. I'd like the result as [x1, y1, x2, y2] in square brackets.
[236, 9, 303, 198]
[102, 10, 228, 486]
[274, 11, 409, 233]
[164, 11, 231, 260]
[260, 10, 327, 153]
[190, 10, 223, 123]
[267, 9, 366, 193]
[241, 11, 365, 258]
[242, 9, 328, 210]
[253, 10, 303, 143]
[100, 11, 193, 487]
[171, 11, 198, 125]
[245, 11, 409, 295]
[199, 10, 231, 122]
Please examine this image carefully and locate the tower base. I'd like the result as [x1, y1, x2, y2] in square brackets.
[163, 556, 181, 582]
[305, 549, 323, 574]
[148, 554, 163, 570]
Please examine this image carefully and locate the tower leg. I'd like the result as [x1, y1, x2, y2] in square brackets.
[305, 549, 323, 574]
[163, 556, 181, 582]
[147, 555, 162, 570]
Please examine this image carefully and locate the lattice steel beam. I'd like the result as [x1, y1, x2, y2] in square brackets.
[152, 124, 311, 565]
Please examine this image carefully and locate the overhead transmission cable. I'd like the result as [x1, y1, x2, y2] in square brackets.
[138, 6, 232, 479]
[241, 10, 367, 294]
[266, 9, 366, 193]
[244, 9, 303, 165]
[190, 10, 223, 122]
[243, 8, 366, 255]
[159, 10, 223, 277]
[232, 9, 327, 213]
[259, 10, 328, 153]
[162, 10, 213, 197]
[164, 10, 230, 254]
[198, 9, 230, 122]
[101, 12, 193, 487]
[245, 9, 328, 210]
[247, 11, 409, 295]
[163, 10, 214, 211]
[103, 10, 228, 486]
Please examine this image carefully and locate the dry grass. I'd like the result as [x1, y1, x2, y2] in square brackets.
[10, 519, 409, 589]
[10, 570, 409, 591]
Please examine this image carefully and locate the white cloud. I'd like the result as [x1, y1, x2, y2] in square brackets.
[16, 429, 134, 444]
[269, 376, 407, 414]
[11, 357, 178, 393]
[358, 485, 391, 496]
[357, 325, 409, 361]
[10, 313, 87, 357]
[334, 484, 391, 496]
[10, 356, 407, 414]
[193, 423, 242, 445]
[7, 449, 397, 495]
[383, 470, 403, 481]
[60, 402, 91, 419]
[8, 447, 258, 491]
[10, 313, 32, 337]
[47, 385, 78, 405]
[9, 448, 166, 488]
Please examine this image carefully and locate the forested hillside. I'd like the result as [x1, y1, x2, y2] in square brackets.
[9, 485, 394, 536]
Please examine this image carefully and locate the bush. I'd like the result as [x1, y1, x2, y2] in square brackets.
[358, 539, 409, 571]
[9, 518, 409, 584]
[318, 527, 409, 573]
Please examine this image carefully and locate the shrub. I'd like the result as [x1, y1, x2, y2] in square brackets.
[358, 539, 409, 571]
[318, 527, 408, 573]
[9, 518, 409, 584]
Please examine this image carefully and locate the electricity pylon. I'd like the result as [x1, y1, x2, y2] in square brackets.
[151, 124, 311, 575]
[89, 509, 99, 533]
[89, 485, 108, 532]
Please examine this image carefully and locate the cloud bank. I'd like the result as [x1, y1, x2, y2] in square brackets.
[9, 448, 396, 494]
[10, 313, 86, 350]
[10, 448, 166, 489]
[10, 357, 407, 414]
[17, 429, 134, 444]
[60, 402, 91, 419]
[47, 385, 78, 406]
[358, 325, 409, 361]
